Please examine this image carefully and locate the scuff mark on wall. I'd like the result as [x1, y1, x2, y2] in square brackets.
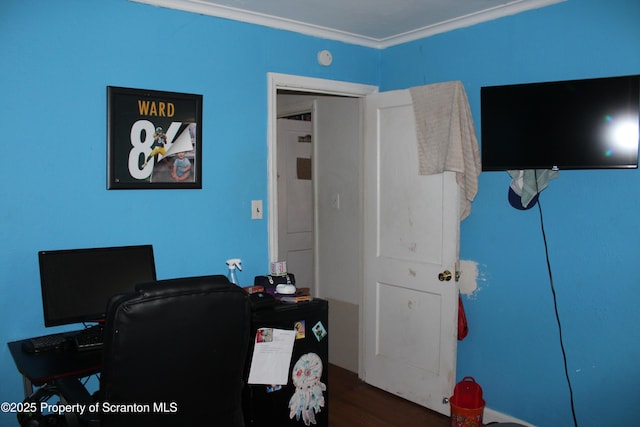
[458, 260, 481, 297]
[458, 261, 490, 299]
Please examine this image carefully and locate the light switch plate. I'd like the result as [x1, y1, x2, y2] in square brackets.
[251, 200, 263, 220]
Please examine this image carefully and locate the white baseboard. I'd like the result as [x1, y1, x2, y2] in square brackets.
[483, 407, 536, 426]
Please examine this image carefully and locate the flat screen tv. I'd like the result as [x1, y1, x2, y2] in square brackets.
[481, 75, 640, 171]
[38, 245, 156, 327]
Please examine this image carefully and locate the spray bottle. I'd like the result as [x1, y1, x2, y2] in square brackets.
[226, 258, 242, 285]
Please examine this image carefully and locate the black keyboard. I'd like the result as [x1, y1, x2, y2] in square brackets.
[73, 325, 104, 351]
[23, 333, 67, 353]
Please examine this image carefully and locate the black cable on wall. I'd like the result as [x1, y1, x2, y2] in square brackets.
[535, 193, 579, 427]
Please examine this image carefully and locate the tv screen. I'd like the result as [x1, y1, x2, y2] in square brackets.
[38, 245, 156, 327]
[481, 75, 640, 171]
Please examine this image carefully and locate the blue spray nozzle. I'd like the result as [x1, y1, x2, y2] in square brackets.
[226, 258, 242, 285]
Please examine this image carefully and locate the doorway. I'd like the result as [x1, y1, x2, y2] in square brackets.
[268, 73, 377, 373]
[276, 112, 314, 290]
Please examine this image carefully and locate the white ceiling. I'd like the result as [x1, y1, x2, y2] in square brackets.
[131, 0, 564, 49]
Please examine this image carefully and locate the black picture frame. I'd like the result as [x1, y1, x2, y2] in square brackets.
[107, 86, 203, 189]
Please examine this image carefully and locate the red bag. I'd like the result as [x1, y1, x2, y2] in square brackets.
[457, 294, 468, 340]
[450, 376, 485, 427]
[451, 376, 484, 409]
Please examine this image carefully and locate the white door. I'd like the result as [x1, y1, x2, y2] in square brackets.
[277, 118, 314, 289]
[362, 88, 460, 415]
[268, 74, 460, 414]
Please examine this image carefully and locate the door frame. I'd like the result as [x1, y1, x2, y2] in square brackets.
[267, 73, 378, 300]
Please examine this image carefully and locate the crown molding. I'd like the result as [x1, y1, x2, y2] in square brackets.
[377, 0, 566, 48]
[130, 0, 381, 46]
[130, 0, 566, 49]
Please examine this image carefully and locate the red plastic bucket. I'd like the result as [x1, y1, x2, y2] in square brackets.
[449, 376, 485, 427]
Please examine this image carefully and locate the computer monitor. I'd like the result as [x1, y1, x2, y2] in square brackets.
[38, 245, 157, 327]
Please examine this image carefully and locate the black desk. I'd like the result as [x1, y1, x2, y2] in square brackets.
[8, 334, 101, 397]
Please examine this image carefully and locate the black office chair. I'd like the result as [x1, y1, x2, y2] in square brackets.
[56, 275, 251, 427]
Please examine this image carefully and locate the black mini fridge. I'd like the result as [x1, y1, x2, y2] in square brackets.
[243, 299, 329, 427]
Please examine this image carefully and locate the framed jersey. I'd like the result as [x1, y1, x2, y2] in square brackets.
[107, 86, 203, 189]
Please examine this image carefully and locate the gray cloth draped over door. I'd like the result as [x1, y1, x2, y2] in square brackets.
[409, 81, 481, 220]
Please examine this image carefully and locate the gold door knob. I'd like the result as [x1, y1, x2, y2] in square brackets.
[438, 270, 452, 281]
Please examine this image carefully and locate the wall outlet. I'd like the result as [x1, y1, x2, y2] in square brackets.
[251, 200, 263, 220]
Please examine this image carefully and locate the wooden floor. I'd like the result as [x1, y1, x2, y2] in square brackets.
[328, 364, 451, 427]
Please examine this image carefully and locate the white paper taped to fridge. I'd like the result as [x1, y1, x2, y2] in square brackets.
[247, 328, 296, 385]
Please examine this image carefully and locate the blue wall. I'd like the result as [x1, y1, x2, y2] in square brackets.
[2, 0, 639, 426]
[380, 0, 640, 425]
[0, 1, 378, 424]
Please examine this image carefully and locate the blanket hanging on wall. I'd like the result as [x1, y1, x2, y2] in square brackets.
[409, 81, 481, 220]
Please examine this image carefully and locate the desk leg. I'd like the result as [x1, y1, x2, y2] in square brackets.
[21, 375, 33, 398]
